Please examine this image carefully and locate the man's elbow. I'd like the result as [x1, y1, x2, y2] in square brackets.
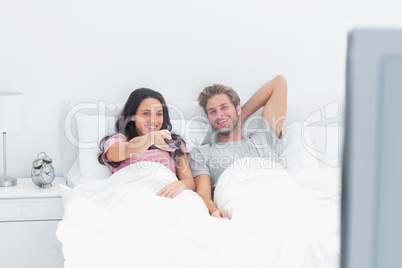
[274, 75, 287, 90]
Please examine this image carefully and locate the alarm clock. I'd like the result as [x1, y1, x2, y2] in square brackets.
[31, 152, 55, 187]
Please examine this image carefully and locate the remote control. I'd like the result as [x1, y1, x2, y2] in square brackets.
[164, 138, 181, 150]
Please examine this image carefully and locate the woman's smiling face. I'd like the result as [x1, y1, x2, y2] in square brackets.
[133, 98, 164, 135]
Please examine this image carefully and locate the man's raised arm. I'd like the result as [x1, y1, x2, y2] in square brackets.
[241, 75, 287, 137]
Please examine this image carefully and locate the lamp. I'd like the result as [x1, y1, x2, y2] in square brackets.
[0, 92, 24, 187]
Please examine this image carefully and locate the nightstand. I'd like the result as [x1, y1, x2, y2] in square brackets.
[0, 177, 66, 268]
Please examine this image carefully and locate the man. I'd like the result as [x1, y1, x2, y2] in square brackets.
[189, 75, 287, 219]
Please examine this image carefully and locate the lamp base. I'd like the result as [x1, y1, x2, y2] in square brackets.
[0, 177, 17, 187]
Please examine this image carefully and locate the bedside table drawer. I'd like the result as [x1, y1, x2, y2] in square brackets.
[0, 198, 64, 221]
[0, 220, 64, 268]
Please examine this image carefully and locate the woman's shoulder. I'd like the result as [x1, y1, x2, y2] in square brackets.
[110, 133, 126, 140]
[103, 133, 127, 149]
[179, 140, 189, 154]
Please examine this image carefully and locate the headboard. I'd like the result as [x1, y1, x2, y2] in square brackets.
[60, 99, 344, 186]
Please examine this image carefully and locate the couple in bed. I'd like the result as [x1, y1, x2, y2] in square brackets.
[98, 75, 287, 219]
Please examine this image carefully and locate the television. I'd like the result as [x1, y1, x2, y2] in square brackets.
[342, 29, 402, 268]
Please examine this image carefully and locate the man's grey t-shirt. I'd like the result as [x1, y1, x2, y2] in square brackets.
[189, 121, 283, 194]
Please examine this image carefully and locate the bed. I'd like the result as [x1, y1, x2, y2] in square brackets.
[57, 99, 344, 268]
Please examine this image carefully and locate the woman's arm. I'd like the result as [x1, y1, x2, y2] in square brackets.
[106, 130, 174, 162]
[106, 134, 151, 162]
[156, 154, 195, 198]
[176, 154, 195, 190]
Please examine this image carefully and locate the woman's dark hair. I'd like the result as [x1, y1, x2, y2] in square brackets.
[97, 88, 184, 168]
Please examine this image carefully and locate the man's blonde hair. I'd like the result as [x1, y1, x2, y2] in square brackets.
[198, 84, 241, 113]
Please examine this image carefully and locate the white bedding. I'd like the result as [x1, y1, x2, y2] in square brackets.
[215, 158, 340, 268]
[56, 158, 340, 268]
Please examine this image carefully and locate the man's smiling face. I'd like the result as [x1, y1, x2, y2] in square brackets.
[206, 94, 241, 136]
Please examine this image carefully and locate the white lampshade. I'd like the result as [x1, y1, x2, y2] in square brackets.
[0, 92, 24, 132]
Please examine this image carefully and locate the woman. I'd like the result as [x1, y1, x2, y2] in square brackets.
[98, 88, 195, 198]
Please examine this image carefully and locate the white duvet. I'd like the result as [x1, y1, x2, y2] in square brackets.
[56, 158, 340, 268]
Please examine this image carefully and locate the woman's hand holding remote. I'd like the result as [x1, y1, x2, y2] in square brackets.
[149, 130, 175, 152]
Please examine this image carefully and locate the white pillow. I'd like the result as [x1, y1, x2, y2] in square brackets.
[170, 119, 210, 151]
[65, 157, 82, 187]
[281, 122, 321, 173]
[303, 126, 344, 168]
[75, 113, 114, 183]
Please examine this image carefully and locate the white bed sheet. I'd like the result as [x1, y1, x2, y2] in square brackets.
[214, 157, 340, 268]
[56, 158, 341, 268]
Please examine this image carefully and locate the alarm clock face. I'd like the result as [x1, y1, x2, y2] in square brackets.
[42, 163, 55, 184]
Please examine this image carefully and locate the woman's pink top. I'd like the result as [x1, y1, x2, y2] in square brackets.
[102, 133, 189, 174]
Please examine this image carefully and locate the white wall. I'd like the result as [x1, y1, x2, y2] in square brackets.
[1, 0, 402, 178]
